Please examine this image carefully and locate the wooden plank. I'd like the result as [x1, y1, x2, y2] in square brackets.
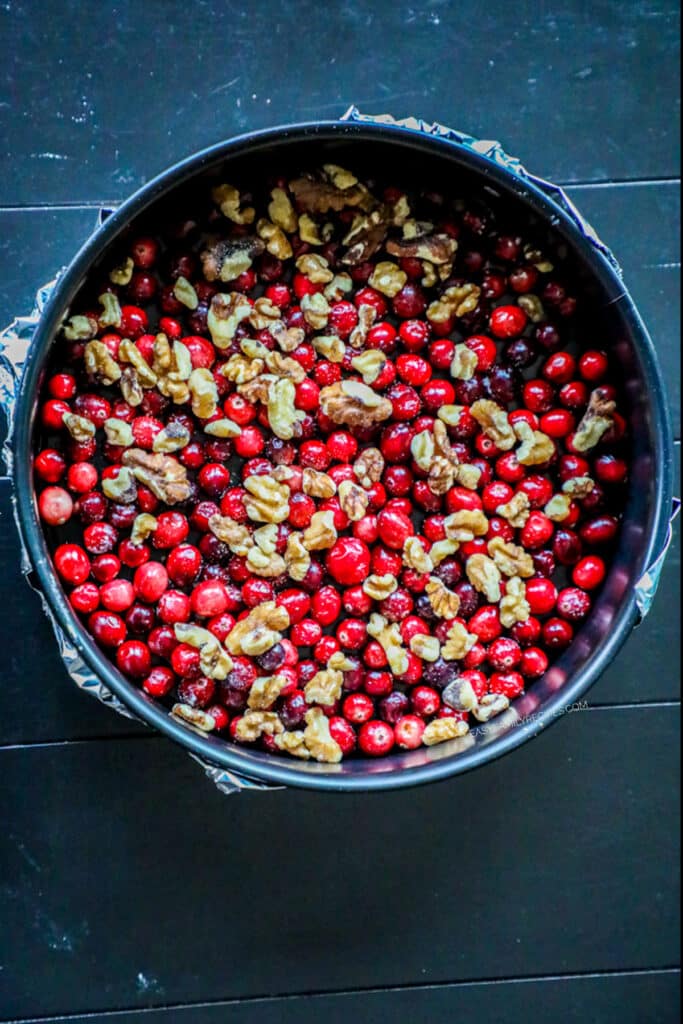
[0, 0, 679, 205]
[0, 706, 678, 1018]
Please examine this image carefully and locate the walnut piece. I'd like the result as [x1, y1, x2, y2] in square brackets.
[235, 711, 284, 742]
[409, 634, 441, 662]
[427, 539, 460, 567]
[248, 296, 282, 331]
[284, 532, 311, 582]
[425, 577, 461, 619]
[337, 479, 369, 522]
[450, 343, 478, 381]
[101, 466, 137, 503]
[103, 417, 134, 447]
[562, 475, 595, 499]
[304, 668, 343, 707]
[274, 731, 311, 759]
[518, 293, 545, 322]
[428, 455, 457, 496]
[243, 475, 290, 524]
[545, 494, 572, 522]
[153, 422, 191, 453]
[441, 620, 478, 661]
[246, 546, 287, 578]
[442, 677, 478, 712]
[84, 340, 122, 384]
[340, 207, 390, 265]
[386, 231, 457, 265]
[119, 339, 158, 387]
[188, 367, 219, 420]
[267, 377, 306, 441]
[172, 704, 216, 732]
[247, 674, 289, 710]
[225, 601, 289, 657]
[130, 513, 158, 546]
[212, 183, 255, 224]
[264, 350, 306, 384]
[303, 707, 343, 763]
[353, 447, 384, 488]
[427, 283, 480, 323]
[499, 576, 531, 628]
[302, 468, 337, 499]
[200, 237, 264, 283]
[257, 218, 293, 260]
[466, 553, 502, 603]
[173, 622, 233, 680]
[573, 388, 617, 452]
[487, 536, 535, 578]
[290, 172, 370, 214]
[319, 380, 392, 429]
[221, 353, 266, 385]
[295, 252, 334, 283]
[98, 291, 122, 329]
[64, 314, 98, 341]
[324, 272, 353, 302]
[367, 613, 409, 676]
[473, 693, 510, 722]
[362, 574, 398, 601]
[62, 412, 95, 442]
[173, 275, 199, 310]
[496, 491, 531, 528]
[470, 400, 516, 451]
[208, 513, 253, 555]
[368, 261, 407, 298]
[437, 405, 466, 427]
[410, 429, 435, 472]
[403, 536, 434, 574]
[268, 187, 298, 232]
[348, 303, 377, 349]
[312, 335, 346, 363]
[121, 448, 192, 504]
[120, 368, 143, 406]
[203, 417, 241, 439]
[300, 291, 330, 329]
[302, 510, 337, 551]
[207, 291, 252, 347]
[444, 509, 489, 542]
[423, 718, 470, 746]
[350, 349, 386, 385]
[514, 420, 555, 466]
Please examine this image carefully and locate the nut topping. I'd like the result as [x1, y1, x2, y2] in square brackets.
[121, 448, 192, 504]
[465, 553, 502, 603]
[362, 574, 398, 601]
[496, 491, 531, 528]
[302, 510, 337, 551]
[573, 388, 616, 452]
[304, 668, 343, 707]
[84, 340, 122, 384]
[243, 475, 290, 524]
[499, 576, 531, 628]
[409, 634, 441, 662]
[470, 400, 516, 451]
[487, 536, 535, 578]
[319, 381, 392, 428]
[441, 621, 478, 661]
[337, 479, 369, 522]
[353, 447, 384, 488]
[303, 707, 343, 763]
[425, 577, 461, 619]
[423, 718, 470, 745]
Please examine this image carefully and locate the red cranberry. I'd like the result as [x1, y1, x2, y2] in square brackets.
[326, 538, 371, 586]
[116, 639, 152, 679]
[490, 305, 527, 339]
[394, 714, 425, 749]
[133, 561, 168, 603]
[556, 586, 592, 621]
[88, 610, 126, 647]
[358, 719, 394, 756]
[542, 617, 574, 649]
[343, 693, 374, 724]
[39, 486, 73, 526]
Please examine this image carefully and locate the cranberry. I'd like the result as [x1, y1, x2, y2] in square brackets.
[343, 693, 374, 724]
[116, 639, 152, 679]
[394, 714, 425, 749]
[556, 586, 591, 621]
[542, 617, 574, 649]
[378, 691, 410, 724]
[392, 283, 425, 319]
[488, 637, 522, 671]
[69, 582, 100, 614]
[579, 515, 619, 546]
[490, 670, 524, 699]
[39, 486, 73, 526]
[326, 538, 371, 586]
[54, 543, 90, 585]
[133, 561, 168, 603]
[88, 610, 126, 647]
[490, 305, 527, 338]
[358, 719, 394, 756]
[100, 578, 135, 612]
[35, 449, 67, 483]
[329, 717, 356, 754]
[525, 577, 558, 616]
[411, 685, 440, 717]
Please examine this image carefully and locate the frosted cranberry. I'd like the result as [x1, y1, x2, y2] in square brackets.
[65, 462, 98, 494]
[579, 515, 619, 546]
[89, 610, 126, 647]
[340, 585, 371, 617]
[54, 543, 90, 585]
[81, 522, 117, 555]
[526, 577, 558, 616]
[298, 439, 329, 471]
[116, 639, 151, 679]
[133, 561, 168, 603]
[100, 578, 135, 612]
[469, 605, 502, 642]
[328, 717, 356, 754]
[377, 589, 412, 624]
[326, 538, 371, 586]
[579, 349, 609, 381]
[490, 670, 524, 698]
[143, 666, 175, 697]
[343, 693, 374, 724]
[394, 714, 425, 749]
[543, 617, 574, 649]
[419, 379, 456, 414]
[166, 544, 201, 587]
[358, 719, 394, 756]
[35, 449, 67, 483]
[489, 305, 527, 338]
[171, 643, 201, 678]
[432, 558, 462, 588]
[107, 502, 137, 530]
[556, 586, 591, 621]
[39, 486, 73, 526]
[327, 300, 358, 338]
[521, 511, 554, 550]
[155, 589, 190, 625]
[336, 617, 367, 650]
[392, 282, 425, 319]
[482, 271, 507, 299]
[233, 426, 264, 459]
[239, 578, 272, 609]
[399, 318, 430, 350]
[411, 685, 440, 717]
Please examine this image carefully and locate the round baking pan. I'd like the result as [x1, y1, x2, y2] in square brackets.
[11, 120, 675, 790]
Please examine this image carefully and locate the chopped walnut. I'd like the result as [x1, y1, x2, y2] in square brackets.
[514, 420, 555, 466]
[62, 412, 95, 442]
[248, 297, 282, 332]
[221, 353, 266, 385]
[284, 532, 311, 582]
[410, 429, 435, 472]
[450, 343, 479, 381]
[121, 448, 192, 504]
[518, 293, 545, 322]
[368, 261, 407, 298]
[118, 339, 158, 387]
[427, 283, 481, 323]
[545, 494, 572, 522]
[200, 237, 264, 283]
[323, 272, 353, 302]
[302, 468, 337, 499]
[353, 447, 384, 488]
[441, 620, 478, 661]
[267, 377, 306, 441]
[224, 601, 289, 657]
[98, 291, 122, 329]
[470, 400, 516, 451]
[152, 336, 192, 404]
[367, 613, 409, 676]
[403, 536, 434, 574]
[337, 479, 369, 522]
[153, 421, 191, 453]
[348, 303, 377, 349]
[363, 574, 398, 601]
[496, 491, 531, 528]
[319, 380, 392, 429]
[274, 730, 310, 759]
[523, 243, 554, 273]
[130, 513, 158, 546]
[203, 417, 241, 439]
[350, 348, 386, 385]
[174, 622, 233, 680]
[208, 513, 253, 555]
[573, 388, 616, 452]
[303, 707, 343, 763]
[487, 536, 535, 578]
[423, 717, 470, 745]
[442, 677, 478, 712]
[295, 252, 334, 283]
[63, 314, 98, 341]
[444, 509, 489, 542]
[421, 261, 438, 288]
[103, 417, 134, 447]
[102, 466, 137, 503]
[428, 539, 460, 567]
[499, 576, 531, 628]
[409, 634, 441, 663]
[312, 335, 346, 363]
[304, 668, 343, 707]
[84, 340, 122, 384]
[235, 711, 284, 742]
[206, 291, 252, 347]
[466, 553, 502, 603]
[437, 404, 466, 427]
[268, 187, 298, 232]
[562, 475, 595, 499]
[243, 475, 290, 524]
[264, 350, 306, 384]
[247, 674, 289, 710]
[298, 213, 325, 245]
[341, 207, 390, 265]
[212, 183, 256, 224]
[172, 704, 216, 732]
[455, 463, 482, 490]
[120, 368, 143, 406]
[300, 291, 330, 329]
[428, 456, 458, 496]
[290, 172, 370, 214]
[386, 231, 457, 265]
[246, 546, 287, 578]
[173, 275, 199, 310]
[268, 318, 307, 353]
[425, 577, 461, 619]
[473, 693, 510, 722]
[188, 367, 218, 420]
[302, 510, 337, 551]
[257, 218, 293, 260]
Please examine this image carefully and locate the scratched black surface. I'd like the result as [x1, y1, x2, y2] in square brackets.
[0, 0, 680, 1021]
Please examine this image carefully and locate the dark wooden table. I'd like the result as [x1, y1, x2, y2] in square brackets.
[0, 2, 680, 1021]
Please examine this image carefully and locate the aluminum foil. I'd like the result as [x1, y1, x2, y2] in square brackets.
[0, 112, 677, 795]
